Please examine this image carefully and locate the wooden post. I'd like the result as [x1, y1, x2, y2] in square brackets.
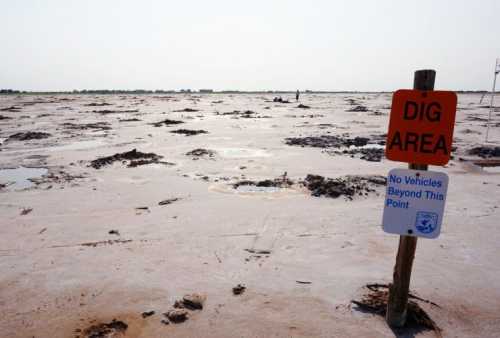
[386, 69, 435, 327]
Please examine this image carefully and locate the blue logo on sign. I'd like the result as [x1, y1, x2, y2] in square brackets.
[415, 211, 438, 234]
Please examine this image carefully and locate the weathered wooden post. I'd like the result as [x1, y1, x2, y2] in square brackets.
[385, 69, 435, 327]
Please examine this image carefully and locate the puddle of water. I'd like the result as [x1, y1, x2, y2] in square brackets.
[215, 147, 271, 158]
[48, 139, 106, 151]
[0, 166, 48, 190]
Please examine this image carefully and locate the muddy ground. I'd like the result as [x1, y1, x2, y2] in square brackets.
[0, 93, 499, 338]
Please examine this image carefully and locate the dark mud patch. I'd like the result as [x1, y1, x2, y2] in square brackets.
[468, 146, 500, 158]
[150, 118, 184, 127]
[84, 102, 112, 107]
[90, 149, 166, 169]
[285, 135, 371, 148]
[170, 129, 208, 136]
[0, 106, 22, 112]
[327, 147, 384, 162]
[118, 118, 142, 122]
[91, 109, 139, 115]
[7, 131, 51, 141]
[173, 108, 199, 112]
[0, 115, 13, 120]
[186, 148, 216, 159]
[82, 319, 128, 338]
[61, 122, 111, 131]
[351, 284, 441, 337]
[302, 174, 386, 200]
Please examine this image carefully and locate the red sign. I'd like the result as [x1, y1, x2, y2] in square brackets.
[385, 89, 457, 166]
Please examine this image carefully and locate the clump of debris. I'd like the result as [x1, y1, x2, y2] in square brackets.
[302, 174, 386, 200]
[119, 118, 141, 122]
[91, 109, 138, 114]
[0, 106, 22, 112]
[285, 135, 371, 148]
[160, 293, 206, 325]
[170, 129, 208, 136]
[150, 118, 184, 127]
[186, 148, 216, 159]
[90, 149, 167, 169]
[215, 110, 269, 119]
[7, 131, 51, 141]
[327, 147, 385, 162]
[468, 146, 500, 158]
[297, 104, 311, 109]
[351, 284, 441, 337]
[233, 174, 293, 189]
[81, 319, 128, 338]
[347, 105, 369, 112]
[61, 122, 111, 131]
[232, 284, 246, 295]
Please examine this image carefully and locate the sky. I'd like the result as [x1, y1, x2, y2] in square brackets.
[1, 0, 500, 92]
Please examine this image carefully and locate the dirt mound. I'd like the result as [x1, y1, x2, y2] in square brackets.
[351, 284, 441, 337]
[150, 118, 184, 127]
[285, 135, 370, 148]
[82, 319, 128, 338]
[7, 131, 51, 141]
[302, 174, 386, 199]
[297, 104, 311, 109]
[170, 129, 208, 136]
[90, 149, 164, 169]
[468, 146, 500, 158]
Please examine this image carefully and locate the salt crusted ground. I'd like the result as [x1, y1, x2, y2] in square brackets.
[0, 93, 499, 337]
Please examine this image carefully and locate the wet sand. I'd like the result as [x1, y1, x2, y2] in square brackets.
[0, 93, 499, 337]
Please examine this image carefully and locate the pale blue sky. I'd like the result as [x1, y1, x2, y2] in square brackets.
[1, 0, 499, 91]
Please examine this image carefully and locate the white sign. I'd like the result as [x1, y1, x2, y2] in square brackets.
[382, 168, 449, 239]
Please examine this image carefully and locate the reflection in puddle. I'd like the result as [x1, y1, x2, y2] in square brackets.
[0, 166, 48, 190]
[215, 148, 271, 158]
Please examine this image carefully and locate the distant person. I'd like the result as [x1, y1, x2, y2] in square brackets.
[296, 90, 300, 101]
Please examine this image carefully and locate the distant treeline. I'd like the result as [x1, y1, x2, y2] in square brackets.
[0, 89, 493, 95]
